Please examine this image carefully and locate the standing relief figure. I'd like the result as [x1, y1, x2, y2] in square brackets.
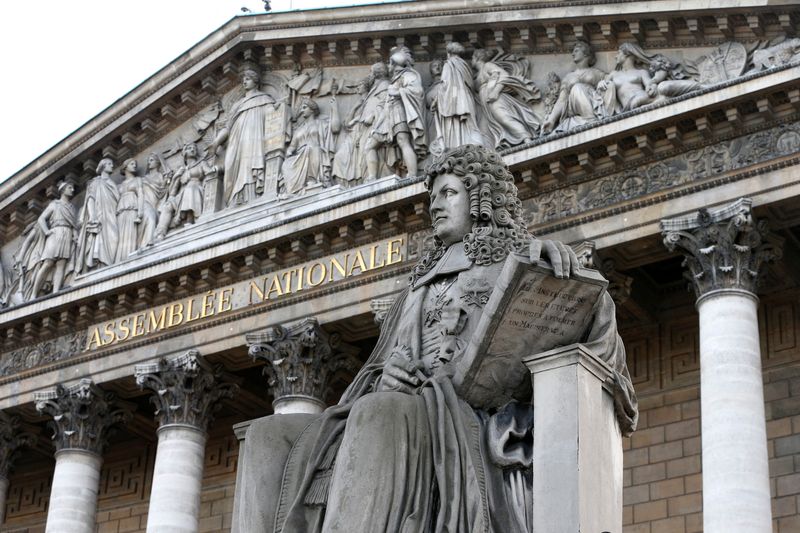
[210, 68, 276, 208]
[171, 142, 216, 225]
[333, 63, 391, 183]
[366, 45, 427, 180]
[424, 59, 444, 147]
[115, 159, 144, 263]
[76, 158, 120, 273]
[139, 153, 172, 247]
[29, 181, 78, 298]
[280, 97, 340, 196]
[472, 48, 541, 149]
[541, 41, 606, 134]
[430, 42, 484, 152]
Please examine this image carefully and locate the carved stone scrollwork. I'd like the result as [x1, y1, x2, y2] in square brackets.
[0, 411, 35, 479]
[246, 317, 360, 408]
[34, 378, 132, 455]
[370, 298, 396, 326]
[134, 350, 238, 431]
[661, 198, 783, 298]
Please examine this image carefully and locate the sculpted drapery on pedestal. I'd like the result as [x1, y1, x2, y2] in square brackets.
[76, 158, 120, 273]
[280, 97, 340, 196]
[366, 45, 427, 179]
[472, 49, 541, 149]
[211, 68, 277, 208]
[255, 145, 637, 533]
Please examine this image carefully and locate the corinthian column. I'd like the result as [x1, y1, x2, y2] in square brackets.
[135, 350, 237, 533]
[247, 317, 360, 414]
[0, 412, 35, 525]
[661, 198, 781, 533]
[34, 379, 131, 533]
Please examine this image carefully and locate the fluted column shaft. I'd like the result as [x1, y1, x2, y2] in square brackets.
[662, 199, 780, 533]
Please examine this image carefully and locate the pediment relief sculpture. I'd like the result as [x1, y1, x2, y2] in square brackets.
[2, 35, 798, 309]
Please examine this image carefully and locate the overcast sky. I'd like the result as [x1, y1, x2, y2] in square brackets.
[0, 0, 408, 181]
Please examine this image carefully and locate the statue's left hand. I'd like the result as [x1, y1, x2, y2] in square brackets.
[530, 239, 580, 279]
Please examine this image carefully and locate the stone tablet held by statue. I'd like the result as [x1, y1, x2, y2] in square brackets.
[452, 253, 608, 409]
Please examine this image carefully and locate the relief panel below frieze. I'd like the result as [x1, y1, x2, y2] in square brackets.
[526, 120, 800, 226]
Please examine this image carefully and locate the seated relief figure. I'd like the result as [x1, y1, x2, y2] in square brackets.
[115, 158, 145, 263]
[597, 43, 702, 117]
[541, 40, 606, 134]
[210, 67, 277, 208]
[76, 158, 120, 273]
[333, 62, 391, 183]
[246, 144, 638, 533]
[280, 97, 340, 196]
[472, 49, 541, 150]
[366, 45, 428, 180]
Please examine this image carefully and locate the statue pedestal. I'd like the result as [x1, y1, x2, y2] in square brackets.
[524, 343, 622, 533]
[202, 175, 223, 217]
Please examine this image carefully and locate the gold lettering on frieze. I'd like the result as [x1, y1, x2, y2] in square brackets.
[84, 235, 407, 351]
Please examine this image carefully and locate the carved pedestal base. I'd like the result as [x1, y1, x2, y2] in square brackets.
[201, 176, 223, 218]
[524, 344, 622, 533]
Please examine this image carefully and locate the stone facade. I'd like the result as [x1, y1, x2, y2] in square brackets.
[1, 0, 800, 531]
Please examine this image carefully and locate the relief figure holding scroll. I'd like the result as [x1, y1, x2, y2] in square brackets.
[252, 144, 638, 533]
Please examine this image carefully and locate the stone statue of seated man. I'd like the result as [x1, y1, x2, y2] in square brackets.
[234, 144, 638, 533]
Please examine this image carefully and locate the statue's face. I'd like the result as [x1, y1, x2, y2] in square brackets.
[185, 144, 197, 157]
[147, 155, 158, 169]
[430, 173, 472, 246]
[103, 160, 114, 173]
[63, 184, 75, 198]
[126, 160, 138, 173]
[572, 44, 586, 63]
[242, 75, 257, 90]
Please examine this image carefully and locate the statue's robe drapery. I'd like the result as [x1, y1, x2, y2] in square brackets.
[475, 62, 541, 149]
[275, 244, 638, 533]
[76, 175, 119, 272]
[281, 117, 335, 195]
[139, 171, 169, 247]
[552, 67, 605, 133]
[223, 91, 275, 206]
[435, 56, 483, 150]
